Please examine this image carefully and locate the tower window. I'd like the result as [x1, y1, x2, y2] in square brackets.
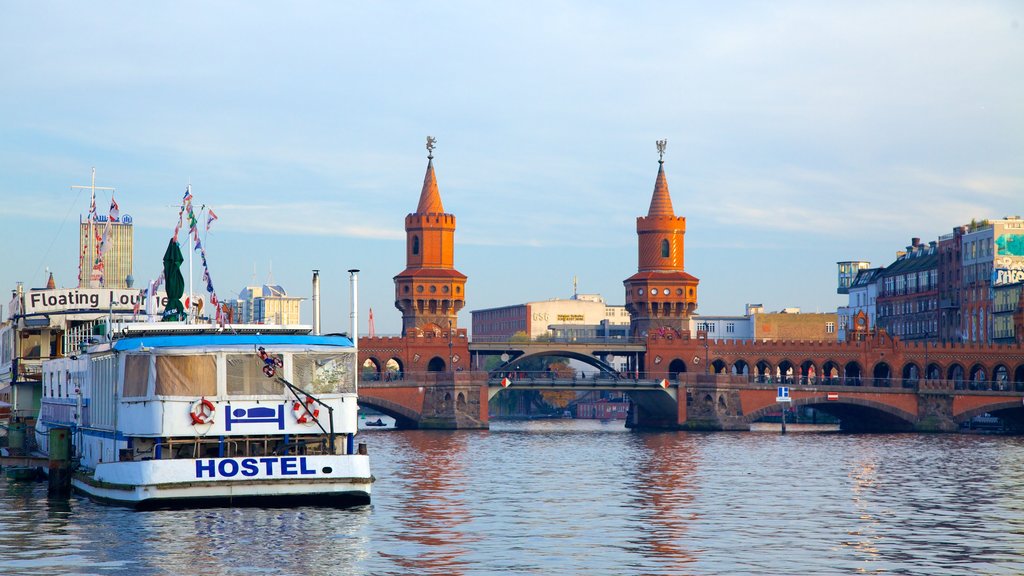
[661, 239, 670, 258]
[412, 235, 420, 255]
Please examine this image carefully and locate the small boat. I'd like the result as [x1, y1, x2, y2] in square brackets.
[364, 418, 386, 427]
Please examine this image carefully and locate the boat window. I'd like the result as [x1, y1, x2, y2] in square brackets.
[155, 355, 216, 396]
[123, 355, 150, 397]
[226, 354, 282, 396]
[293, 353, 355, 394]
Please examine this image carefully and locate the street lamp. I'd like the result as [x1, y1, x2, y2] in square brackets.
[698, 331, 709, 375]
[448, 319, 454, 374]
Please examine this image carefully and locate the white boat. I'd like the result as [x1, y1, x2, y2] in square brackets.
[34, 322, 372, 509]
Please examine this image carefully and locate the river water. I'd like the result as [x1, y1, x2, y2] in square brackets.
[2, 419, 1023, 575]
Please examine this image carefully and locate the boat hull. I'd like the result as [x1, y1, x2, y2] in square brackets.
[70, 454, 372, 509]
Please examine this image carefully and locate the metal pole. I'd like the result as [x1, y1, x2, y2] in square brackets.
[312, 269, 321, 335]
[780, 402, 787, 435]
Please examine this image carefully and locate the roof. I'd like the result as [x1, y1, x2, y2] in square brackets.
[646, 161, 675, 217]
[624, 270, 700, 283]
[111, 333, 353, 352]
[415, 157, 445, 214]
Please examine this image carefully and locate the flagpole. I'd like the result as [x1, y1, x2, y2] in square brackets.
[187, 184, 193, 324]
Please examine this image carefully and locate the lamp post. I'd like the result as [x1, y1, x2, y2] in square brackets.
[448, 319, 454, 374]
[699, 331, 709, 375]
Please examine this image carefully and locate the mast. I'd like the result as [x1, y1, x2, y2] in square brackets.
[71, 168, 114, 288]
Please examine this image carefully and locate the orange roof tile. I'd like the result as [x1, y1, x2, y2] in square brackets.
[647, 162, 674, 217]
[416, 158, 445, 215]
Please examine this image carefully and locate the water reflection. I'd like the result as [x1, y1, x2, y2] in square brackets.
[371, 430, 477, 576]
[3, 425, 1024, 575]
[626, 432, 699, 572]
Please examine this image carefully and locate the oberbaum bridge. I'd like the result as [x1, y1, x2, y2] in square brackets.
[357, 139, 1024, 433]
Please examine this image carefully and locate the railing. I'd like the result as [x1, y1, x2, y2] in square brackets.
[469, 335, 647, 345]
[358, 369, 1024, 394]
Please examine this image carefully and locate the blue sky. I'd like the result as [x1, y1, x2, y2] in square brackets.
[1, 2, 1021, 335]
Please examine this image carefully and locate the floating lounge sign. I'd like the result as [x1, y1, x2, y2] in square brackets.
[24, 288, 168, 314]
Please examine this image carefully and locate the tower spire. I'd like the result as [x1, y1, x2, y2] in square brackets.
[417, 136, 444, 214]
[647, 139, 674, 217]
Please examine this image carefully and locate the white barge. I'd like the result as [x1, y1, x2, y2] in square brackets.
[34, 323, 372, 509]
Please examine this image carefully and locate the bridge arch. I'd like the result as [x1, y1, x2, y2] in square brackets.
[744, 395, 916, 432]
[385, 358, 405, 380]
[994, 365, 1009, 390]
[948, 363, 965, 388]
[778, 360, 795, 383]
[844, 361, 863, 385]
[732, 360, 749, 375]
[901, 362, 920, 388]
[491, 349, 620, 377]
[755, 360, 773, 382]
[969, 364, 987, 389]
[357, 396, 420, 429]
[427, 357, 447, 372]
[668, 358, 687, 380]
[799, 360, 816, 384]
[955, 400, 1024, 429]
[1016, 365, 1024, 391]
[926, 362, 941, 380]
[712, 359, 727, 374]
[362, 357, 382, 380]
[822, 361, 841, 384]
[872, 362, 892, 387]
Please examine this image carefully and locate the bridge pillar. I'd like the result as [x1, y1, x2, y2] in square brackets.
[677, 375, 750, 431]
[915, 380, 958, 432]
[418, 371, 489, 430]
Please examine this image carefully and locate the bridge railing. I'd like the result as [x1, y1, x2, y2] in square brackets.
[469, 335, 647, 345]
[359, 369, 1024, 393]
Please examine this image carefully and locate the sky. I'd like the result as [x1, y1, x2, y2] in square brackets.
[0, 1, 1021, 336]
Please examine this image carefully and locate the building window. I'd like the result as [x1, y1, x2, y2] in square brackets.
[661, 239, 670, 258]
[726, 323, 735, 333]
[412, 235, 420, 255]
[826, 322, 835, 334]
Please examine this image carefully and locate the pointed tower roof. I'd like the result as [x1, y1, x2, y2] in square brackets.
[46, 272, 56, 290]
[416, 146, 445, 215]
[647, 160, 674, 217]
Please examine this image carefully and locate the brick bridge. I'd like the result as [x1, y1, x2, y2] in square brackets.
[357, 331, 1024, 432]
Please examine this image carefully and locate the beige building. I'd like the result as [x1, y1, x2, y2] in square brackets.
[472, 294, 630, 340]
[750, 309, 839, 341]
[231, 285, 304, 325]
[78, 218, 134, 289]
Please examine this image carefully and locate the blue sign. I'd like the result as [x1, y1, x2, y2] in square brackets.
[225, 404, 285, 431]
[195, 456, 318, 478]
[777, 387, 789, 398]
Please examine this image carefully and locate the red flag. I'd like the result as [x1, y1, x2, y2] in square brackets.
[206, 209, 218, 231]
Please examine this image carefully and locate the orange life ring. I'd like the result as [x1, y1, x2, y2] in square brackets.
[190, 397, 216, 425]
[292, 395, 320, 425]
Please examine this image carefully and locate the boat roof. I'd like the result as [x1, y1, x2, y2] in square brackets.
[110, 333, 354, 352]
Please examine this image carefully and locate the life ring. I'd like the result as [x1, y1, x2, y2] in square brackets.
[190, 397, 216, 425]
[292, 395, 320, 425]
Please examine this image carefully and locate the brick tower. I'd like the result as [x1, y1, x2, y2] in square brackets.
[394, 138, 467, 335]
[624, 140, 699, 336]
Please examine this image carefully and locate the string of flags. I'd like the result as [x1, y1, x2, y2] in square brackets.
[181, 187, 222, 324]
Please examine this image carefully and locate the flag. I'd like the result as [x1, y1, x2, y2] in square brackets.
[89, 191, 97, 221]
[109, 196, 120, 222]
[206, 209, 218, 231]
[183, 187, 193, 204]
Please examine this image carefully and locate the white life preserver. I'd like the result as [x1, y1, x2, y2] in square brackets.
[292, 395, 320, 425]
[190, 397, 216, 425]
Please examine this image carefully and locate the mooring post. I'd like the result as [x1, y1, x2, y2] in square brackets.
[48, 428, 72, 496]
